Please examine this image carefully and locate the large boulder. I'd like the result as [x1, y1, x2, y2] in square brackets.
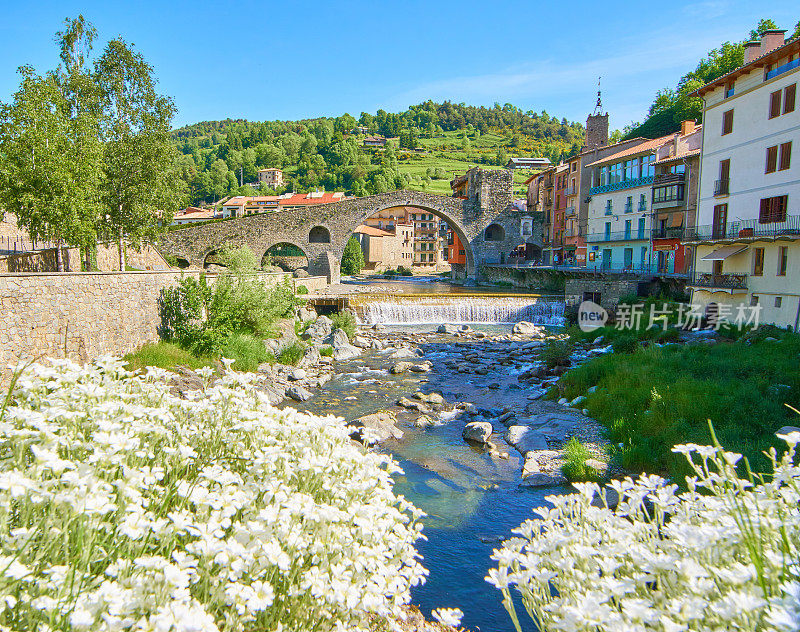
[390, 361, 414, 374]
[303, 316, 333, 340]
[520, 472, 567, 487]
[505, 425, 549, 455]
[286, 385, 313, 402]
[462, 421, 493, 443]
[437, 324, 458, 334]
[325, 328, 350, 349]
[352, 335, 371, 349]
[298, 345, 321, 368]
[350, 411, 403, 445]
[389, 346, 420, 360]
[293, 268, 310, 278]
[333, 345, 361, 362]
[298, 306, 317, 322]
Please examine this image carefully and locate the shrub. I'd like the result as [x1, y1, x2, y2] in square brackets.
[560, 438, 601, 482]
[277, 342, 306, 366]
[331, 311, 356, 341]
[487, 430, 800, 632]
[123, 342, 212, 372]
[320, 345, 334, 357]
[341, 236, 364, 275]
[221, 332, 275, 372]
[612, 333, 639, 354]
[539, 340, 573, 369]
[0, 358, 426, 631]
[656, 327, 680, 343]
[296, 284, 309, 295]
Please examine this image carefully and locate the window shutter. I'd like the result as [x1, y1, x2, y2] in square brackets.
[769, 91, 782, 119]
[766, 145, 778, 173]
[722, 110, 733, 134]
[759, 198, 770, 223]
[779, 142, 792, 171]
[785, 84, 796, 114]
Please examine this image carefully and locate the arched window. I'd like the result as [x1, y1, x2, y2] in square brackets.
[309, 226, 331, 243]
[485, 223, 505, 241]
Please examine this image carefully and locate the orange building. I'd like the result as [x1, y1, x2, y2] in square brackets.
[446, 229, 466, 265]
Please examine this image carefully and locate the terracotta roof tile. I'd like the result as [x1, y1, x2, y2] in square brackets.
[585, 135, 674, 168]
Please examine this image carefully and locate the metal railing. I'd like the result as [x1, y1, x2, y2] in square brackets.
[766, 57, 800, 81]
[714, 178, 730, 196]
[688, 272, 748, 290]
[653, 172, 686, 185]
[652, 227, 686, 239]
[589, 175, 655, 196]
[685, 215, 800, 241]
[624, 201, 633, 213]
[587, 230, 651, 243]
[565, 185, 577, 196]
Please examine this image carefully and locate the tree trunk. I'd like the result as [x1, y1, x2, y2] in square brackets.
[56, 239, 64, 272]
[118, 228, 126, 271]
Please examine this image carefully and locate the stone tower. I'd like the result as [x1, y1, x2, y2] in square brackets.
[585, 79, 609, 149]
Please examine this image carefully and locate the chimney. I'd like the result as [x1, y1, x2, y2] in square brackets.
[759, 29, 787, 56]
[744, 40, 761, 64]
[680, 120, 696, 136]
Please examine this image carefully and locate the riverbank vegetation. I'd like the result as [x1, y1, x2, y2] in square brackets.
[488, 432, 800, 632]
[0, 357, 427, 631]
[553, 324, 800, 481]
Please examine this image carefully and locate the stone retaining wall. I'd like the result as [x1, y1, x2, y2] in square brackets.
[0, 243, 170, 273]
[0, 270, 297, 381]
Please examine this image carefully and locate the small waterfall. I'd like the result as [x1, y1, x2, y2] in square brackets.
[354, 296, 565, 325]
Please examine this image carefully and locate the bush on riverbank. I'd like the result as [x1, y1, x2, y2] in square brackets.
[487, 432, 800, 632]
[555, 332, 800, 479]
[332, 311, 357, 340]
[560, 438, 602, 482]
[0, 358, 427, 631]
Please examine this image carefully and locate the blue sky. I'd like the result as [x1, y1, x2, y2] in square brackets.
[0, 1, 797, 130]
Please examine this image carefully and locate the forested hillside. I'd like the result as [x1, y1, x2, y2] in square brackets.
[622, 18, 800, 140]
[172, 101, 585, 204]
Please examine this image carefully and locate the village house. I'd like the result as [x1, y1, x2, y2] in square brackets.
[354, 224, 414, 271]
[257, 168, 283, 189]
[687, 29, 799, 328]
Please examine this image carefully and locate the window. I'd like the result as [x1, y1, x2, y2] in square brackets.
[638, 218, 646, 239]
[769, 90, 782, 119]
[725, 82, 735, 98]
[571, 163, 577, 172]
[785, 84, 797, 114]
[775, 296, 783, 308]
[766, 145, 779, 173]
[722, 109, 733, 135]
[753, 248, 764, 276]
[778, 246, 788, 276]
[750, 294, 760, 307]
[780, 142, 792, 171]
[759, 196, 788, 223]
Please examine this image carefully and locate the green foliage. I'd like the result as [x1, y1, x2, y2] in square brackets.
[341, 236, 364, 275]
[277, 342, 305, 366]
[220, 332, 275, 372]
[331, 311, 356, 341]
[296, 284, 309, 295]
[540, 340, 573, 369]
[555, 334, 800, 480]
[384, 266, 413, 277]
[561, 438, 603, 482]
[123, 341, 212, 372]
[319, 345, 334, 357]
[612, 334, 639, 354]
[215, 243, 260, 271]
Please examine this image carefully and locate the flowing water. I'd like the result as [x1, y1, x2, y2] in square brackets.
[291, 279, 569, 630]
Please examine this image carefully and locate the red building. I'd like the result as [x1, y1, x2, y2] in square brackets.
[550, 164, 569, 264]
[446, 229, 466, 265]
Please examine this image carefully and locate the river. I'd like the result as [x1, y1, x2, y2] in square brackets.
[288, 277, 571, 631]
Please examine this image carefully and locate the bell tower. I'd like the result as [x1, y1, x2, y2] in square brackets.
[585, 77, 609, 150]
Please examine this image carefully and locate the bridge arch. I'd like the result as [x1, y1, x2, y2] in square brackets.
[309, 226, 331, 243]
[263, 242, 309, 272]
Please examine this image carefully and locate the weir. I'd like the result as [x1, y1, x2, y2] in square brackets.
[349, 293, 565, 325]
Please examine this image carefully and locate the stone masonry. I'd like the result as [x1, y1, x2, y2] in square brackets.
[159, 170, 525, 282]
[0, 270, 294, 382]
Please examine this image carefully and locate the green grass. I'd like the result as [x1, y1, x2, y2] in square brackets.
[331, 311, 356, 341]
[320, 345, 334, 357]
[555, 332, 800, 481]
[540, 339, 573, 369]
[561, 438, 603, 482]
[220, 333, 275, 372]
[123, 342, 213, 372]
[277, 342, 306, 366]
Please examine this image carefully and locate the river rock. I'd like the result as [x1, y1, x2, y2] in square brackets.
[259, 382, 286, 405]
[410, 362, 432, 373]
[298, 306, 317, 322]
[459, 325, 472, 333]
[350, 411, 403, 445]
[325, 328, 350, 348]
[372, 323, 387, 332]
[414, 415, 436, 428]
[505, 425, 549, 455]
[437, 324, 458, 334]
[513, 321, 545, 337]
[390, 361, 414, 374]
[303, 316, 332, 340]
[352, 335, 371, 349]
[287, 385, 313, 402]
[414, 391, 445, 405]
[333, 345, 361, 362]
[462, 421, 493, 443]
[585, 458, 607, 473]
[389, 347, 420, 359]
[371, 338, 386, 350]
[397, 397, 430, 413]
[520, 472, 567, 487]
[298, 346, 320, 368]
[289, 368, 307, 381]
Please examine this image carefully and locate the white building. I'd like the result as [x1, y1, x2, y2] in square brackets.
[688, 29, 799, 328]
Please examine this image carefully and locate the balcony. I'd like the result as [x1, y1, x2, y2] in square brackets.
[688, 272, 748, 291]
[653, 172, 686, 185]
[766, 57, 800, 81]
[652, 227, 686, 240]
[589, 175, 654, 196]
[586, 229, 651, 243]
[565, 206, 577, 217]
[624, 201, 633, 213]
[685, 215, 800, 242]
[714, 178, 730, 196]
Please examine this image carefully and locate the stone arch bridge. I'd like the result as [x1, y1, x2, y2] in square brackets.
[159, 170, 540, 283]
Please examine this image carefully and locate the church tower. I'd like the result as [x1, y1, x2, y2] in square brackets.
[585, 79, 609, 150]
